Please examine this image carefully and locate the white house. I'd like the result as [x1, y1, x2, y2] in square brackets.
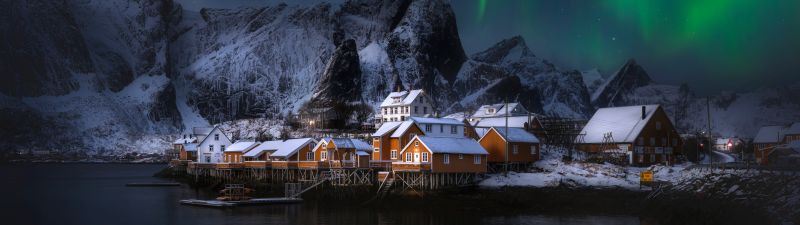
[378, 89, 434, 126]
[196, 126, 233, 163]
[410, 117, 465, 138]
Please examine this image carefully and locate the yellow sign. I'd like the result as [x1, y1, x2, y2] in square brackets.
[640, 170, 653, 182]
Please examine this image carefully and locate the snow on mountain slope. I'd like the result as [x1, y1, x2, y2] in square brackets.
[581, 69, 605, 94]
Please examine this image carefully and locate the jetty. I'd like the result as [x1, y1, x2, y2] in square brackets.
[180, 198, 302, 208]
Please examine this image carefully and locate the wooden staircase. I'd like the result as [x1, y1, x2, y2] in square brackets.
[375, 171, 395, 198]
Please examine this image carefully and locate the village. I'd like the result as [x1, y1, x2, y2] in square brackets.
[165, 89, 800, 198]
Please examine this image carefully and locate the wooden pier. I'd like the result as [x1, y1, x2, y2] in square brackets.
[180, 198, 302, 208]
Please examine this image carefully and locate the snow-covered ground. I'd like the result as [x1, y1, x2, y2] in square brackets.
[480, 146, 693, 191]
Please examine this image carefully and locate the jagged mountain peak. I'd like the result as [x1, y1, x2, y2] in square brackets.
[472, 35, 535, 64]
[591, 58, 654, 107]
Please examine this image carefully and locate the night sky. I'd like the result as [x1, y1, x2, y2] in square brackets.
[177, 0, 800, 95]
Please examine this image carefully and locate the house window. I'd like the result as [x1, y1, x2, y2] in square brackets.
[321, 151, 327, 160]
[420, 98, 424, 104]
[638, 153, 644, 163]
[425, 124, 432, 132]
[210, 145, 214, 152]
[650, 137, 656, 146]
[650, 153, 656, 162]
[405, 152, 412, 162]
[414, 106, 419, 114]
[451, 125, 457, 134]
[440, 125, 443, 133]
[391, 150, 398, 159]
[400, 116, 405, 121]
[422, 152, 429, 162]
[383, 108, 387, 115]
[214, 134, 219, 141]
[512, 145, 518, 155]
[423, 107, 427, 114]
[221, 145, 225, 151]
[638, 137, 644, 146]
[415, 141, 419, 147]
[443, 154, 450, 164]
[306, 152, 313, 161]
[488, 108, 496, 114]
[531, 145, 537, 155]
[656, 122, 662, 130]
[458, 154, 464, 159]
[405, 106, 409, 113]
[474, 155, 481, 164]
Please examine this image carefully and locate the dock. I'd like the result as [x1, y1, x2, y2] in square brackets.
[179, 198, 303, 208]
[126, 182, 181, 187]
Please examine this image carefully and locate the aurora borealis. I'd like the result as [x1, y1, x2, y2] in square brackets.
[453, 0, 800, 94]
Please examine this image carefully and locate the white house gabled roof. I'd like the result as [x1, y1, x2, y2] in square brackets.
[579, 105, 660, 144]
[196, 126, 232, 146]
[390, 121, 417, 138]
[243, 140, 282, 157]
[486, 127, 540, 143]
[225, 141, 260, 153]
[380, 89, 424, 107]
[471, 103, 528, 118]
[474, 116, 532, 128]
[409, 136, 488, 155]
[410, 117, 463, 125]
[753, 125, 786, 144]
[372, 122, 403, 137]
[271, 138, 317, 158]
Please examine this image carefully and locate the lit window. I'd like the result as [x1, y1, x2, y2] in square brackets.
[443, 154, 450, 164]
[474, 155, 481, 164]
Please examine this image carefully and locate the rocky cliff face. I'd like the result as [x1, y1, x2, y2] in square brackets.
[1, 0, 797, 154]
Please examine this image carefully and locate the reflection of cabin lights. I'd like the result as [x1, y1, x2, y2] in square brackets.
[728, 143, 733, 147]
[309, 120, 315, 125]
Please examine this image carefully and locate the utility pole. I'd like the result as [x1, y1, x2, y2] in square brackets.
[706, 97, 713, 167]
[504, 98, 509, 175]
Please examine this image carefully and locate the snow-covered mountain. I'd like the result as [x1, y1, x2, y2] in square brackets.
[1, 0, 797, 155]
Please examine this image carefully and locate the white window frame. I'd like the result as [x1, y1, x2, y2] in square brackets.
[451, 125, 457, 134]
[531, 145, 536, 155]
[421, 152, 429, 162]
[321, 151, 327, 160]
[474, 155, 481, 164]
[214, 134, 219, 141]
[221, 145, 225, 151]
[425, 124, 432, 132]
[443, 154, 450, 164]
[512, 145, 518, 155]
[307, 152, 313, 161]
[405, 152, 412, 162]
[391, 150, 398, 159]
[209, 145, 214, 152]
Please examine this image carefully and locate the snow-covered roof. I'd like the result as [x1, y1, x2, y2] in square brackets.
[196, 126, 232, 146]
[356, 151, 370, 156]
[372, 122, 402, 137]
[471, 103, 528, 118]
[487, 127, 540, 143]
[474, 116, 532, 128]
[785, 123, 800, 135]
[410, 117, 463, 125]
[391, 121, 417, 138]
[243, 140, 282, 157]
[271, 138, 317, 158]
[328, 138, 373, 151]
[225, 141, 260, 152]
[380, 89, 424, 107]
[579, 105, 660, 144]
[183, 143, 197, 152]
[410, 136, 488, 155]
[173, 136, 197, 144]
[753, 125, 786, 143]
[474, 127, 491, 138]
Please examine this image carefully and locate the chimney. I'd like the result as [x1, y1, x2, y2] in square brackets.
[641, 106, 646, 120]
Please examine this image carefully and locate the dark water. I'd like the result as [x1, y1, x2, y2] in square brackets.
[0, 164, 644, 225]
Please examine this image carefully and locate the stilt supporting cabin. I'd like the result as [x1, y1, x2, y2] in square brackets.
[393, 171, 480, 191]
